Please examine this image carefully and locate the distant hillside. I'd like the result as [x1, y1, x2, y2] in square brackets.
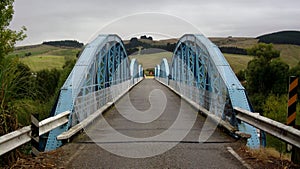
[43, 40, 84, 48]
[130, 48, 167, 55]
[125, 36, 177, 55]
[7, 44, 81, 71]
[257, 31, 300, 45]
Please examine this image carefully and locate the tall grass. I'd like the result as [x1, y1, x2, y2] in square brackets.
[0, 57, 37, 164]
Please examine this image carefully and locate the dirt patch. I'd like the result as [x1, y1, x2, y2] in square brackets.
[4, 149, 67, 169]
[236, 146, 300, 169]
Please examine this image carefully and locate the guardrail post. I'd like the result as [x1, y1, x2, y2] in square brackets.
[292, 126, 300, 165]
[287, 76, 299, 165]
[31, 114, 40, 156]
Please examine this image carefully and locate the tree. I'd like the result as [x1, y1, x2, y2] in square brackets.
[0, 0, 27, 165]
[269, 60, 289, 95]
[247, 43, 280, 61]
[36, 69, 61, 101]
[0, 0, 26, 59]
[263, 94, 287, 123]
[263, 95, 288, 153]
[140, 35, 147, 39]
[245, 43, 289, 112]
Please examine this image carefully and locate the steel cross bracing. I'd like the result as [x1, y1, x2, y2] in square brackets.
[45, 33, 259, 151]
[156, 34, 260, 148]
[45, 34, 143, 151]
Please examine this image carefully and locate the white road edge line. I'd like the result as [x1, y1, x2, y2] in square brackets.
[227, 146, 252, 169]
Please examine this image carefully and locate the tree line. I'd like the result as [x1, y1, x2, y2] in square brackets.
[219, 46, 247, 55]
[43, 40, 84, 48]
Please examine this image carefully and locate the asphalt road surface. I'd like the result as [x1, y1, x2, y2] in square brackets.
[60, 79, 246, 169]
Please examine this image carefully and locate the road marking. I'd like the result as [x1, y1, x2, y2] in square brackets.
[227, 146, 252, 169]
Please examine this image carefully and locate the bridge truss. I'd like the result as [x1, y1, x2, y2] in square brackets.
[45, 35, 143, 151]
[156, 34, 260, 148]
[45, 33, 259, 151]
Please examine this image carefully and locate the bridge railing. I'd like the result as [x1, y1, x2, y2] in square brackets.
[156, 77, 300, 149]
[157, 77, 229, 122]
[56, 76, 144, 141]
[73, 78, 141, 125]
[0, 111, 70, 156]
[0, 77, 144, 156]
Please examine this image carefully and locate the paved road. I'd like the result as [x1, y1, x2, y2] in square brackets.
[60, 79, 246, 169]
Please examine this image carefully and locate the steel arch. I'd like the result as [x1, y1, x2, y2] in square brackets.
[138, 64, 143, 77]
[130, 58, 143, 83]
[156, 65, 160, 77]
[45, 34, 131, 151]
[159, 58, 170, 78]
[170, 34, 260, 148]
[130, 58, 138, 78]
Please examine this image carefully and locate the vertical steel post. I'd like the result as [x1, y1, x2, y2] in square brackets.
[31, 114, 40, 156]
[287, 76, 299, 165]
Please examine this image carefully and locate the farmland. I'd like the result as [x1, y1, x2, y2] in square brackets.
[7, 37, 300, 73]
[8, 45, 80, 71]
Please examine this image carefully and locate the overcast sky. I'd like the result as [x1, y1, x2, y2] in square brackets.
[10, 0, 300, 46]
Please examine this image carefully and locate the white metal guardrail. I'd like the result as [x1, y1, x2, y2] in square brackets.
[0, 111, 70, 156]
[234, 107, 300, 148]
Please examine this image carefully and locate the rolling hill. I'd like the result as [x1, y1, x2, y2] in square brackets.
[257, 30, 300, 46]
[8, 44, 81, 72]
[8, 31, 300, 73]
[210, 36, 300, 67]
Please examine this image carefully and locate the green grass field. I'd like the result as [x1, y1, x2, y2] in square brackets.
[7, 45, 60, 57]
[47, 48, 80, 57]
[130, 51, 252, 73]
[9, 38, 300, 73]
[224, 54, 253, 73]
[274, 44, 300, 67]
[129, 52, 173, 69]
[21, 55, 67, 71]
[210, 37, 300, 68]
[7, 45, 81, 72]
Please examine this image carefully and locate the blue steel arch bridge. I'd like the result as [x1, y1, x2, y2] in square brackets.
[44, 33, 260, 152]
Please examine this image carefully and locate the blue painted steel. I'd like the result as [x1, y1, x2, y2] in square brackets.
[169, 34, 260, 148]
[129, 58, 143, 83]
[156, 65, 160, 77]
[45, 35, 131, 151]
[159, 58, 170, 78]
[130, 59, 138, 78]
[138, 64, 143, 77]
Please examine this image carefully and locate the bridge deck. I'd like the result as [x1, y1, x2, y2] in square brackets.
[60, 79, 246, 168]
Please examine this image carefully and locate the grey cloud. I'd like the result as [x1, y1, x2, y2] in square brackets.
[10, 0, 300, 45]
